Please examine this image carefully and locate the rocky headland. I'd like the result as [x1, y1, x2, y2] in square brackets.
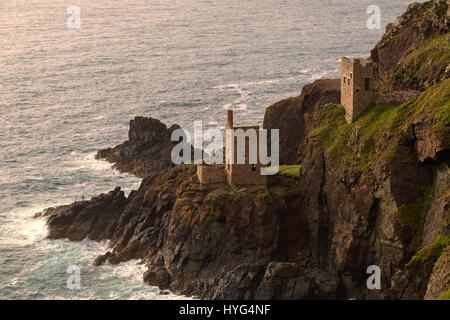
[39, 0, 450, 300]
[95, 116, 180, 178]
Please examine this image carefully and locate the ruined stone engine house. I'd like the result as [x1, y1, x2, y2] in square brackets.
[197, 110, 267, 186]
[341, 57, 375, 123]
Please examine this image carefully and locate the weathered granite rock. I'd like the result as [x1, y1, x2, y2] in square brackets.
[42, 167, 322, 299]
[42, 96, 449, 299]
[42, 187, 128, 241]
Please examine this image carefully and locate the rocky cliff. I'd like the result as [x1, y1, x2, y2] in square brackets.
[96, 116, 180, 178]
[263, 79, 341, 164]
[41, 168, 336, 299]
[296, 79, 449, 299]
[39, 0, 450, 300]
[371, 0, 449, 91]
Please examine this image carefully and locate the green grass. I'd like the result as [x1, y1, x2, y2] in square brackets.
[408, 235, 450, 273]
[270, 184, 300, 197]
[309, 104, 352, 165]
[410, 79, 450, 136]
[277, 165, 302, 177]
[395, 33, 450, 89]
[308, 76, 449, 174]
[309, 101, 411, 172]
[437, 289, 450, 300]
[264, 165, 302, 177]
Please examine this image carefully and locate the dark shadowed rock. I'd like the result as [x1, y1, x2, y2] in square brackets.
[96, 117, 180, 178]
[44, 187, 128, 241]
[42, 165, 323, 299]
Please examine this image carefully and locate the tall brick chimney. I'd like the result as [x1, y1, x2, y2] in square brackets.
[226, 109, 233, 129]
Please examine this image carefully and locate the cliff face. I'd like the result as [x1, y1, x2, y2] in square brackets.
[296, 80, 449, 299]
[264, 1, 449, 165]
[42, 97, 449, 299]
[40, 0, 449, 300]
[263, 79, 341, 164]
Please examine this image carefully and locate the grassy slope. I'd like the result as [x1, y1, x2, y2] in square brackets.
[408, 235, 450, 273]
[310, 78, 450, 174]
[394, 32, 450, 90]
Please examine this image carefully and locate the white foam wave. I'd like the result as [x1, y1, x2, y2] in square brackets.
[68, 151, 113, 172]
[0, 204, 51, 247]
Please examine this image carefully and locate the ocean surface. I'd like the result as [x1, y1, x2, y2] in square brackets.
[0, 0, 421, 299]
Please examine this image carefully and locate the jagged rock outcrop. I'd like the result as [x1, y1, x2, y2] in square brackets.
[264, 1, 449, 167]
[96, 116, 180, 178]
[37, 187, 128, 241]
[425, 245, 450, 299]
[296, 103, 449, 299]
[42, 93, 449, 299]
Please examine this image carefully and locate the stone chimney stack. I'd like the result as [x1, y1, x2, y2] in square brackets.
[226, 109, 233, 129]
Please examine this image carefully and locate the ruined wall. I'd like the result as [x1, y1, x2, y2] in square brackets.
[341, 57, 375, 123]
[341, 57, 354, 123]
[197, 164, 226, 184]
[353, 59, 375, 121]
[227, 164, 267, 185]
[225, 125, 268, 185]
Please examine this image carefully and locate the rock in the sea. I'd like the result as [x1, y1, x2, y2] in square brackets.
[96, 116, 181, 178]
[44, 187, 128, 241]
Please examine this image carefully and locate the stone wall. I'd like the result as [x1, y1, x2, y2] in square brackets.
[227, 164, 267, 186]
[353, 58, 375, 121]
[341, 57, 354, 122]
[341, 57, 375, 123]
[197, 164, 226, 184]
[224, 124, 268, 185]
